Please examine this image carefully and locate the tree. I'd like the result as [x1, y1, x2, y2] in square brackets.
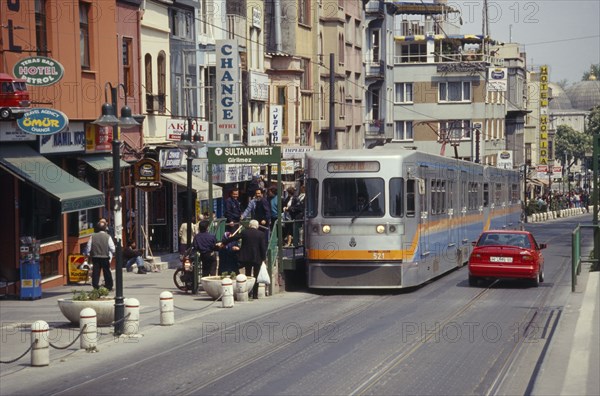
[554, 124, 592, 169]
[582, 64, 600, 81]
[586, 105, 600, 136]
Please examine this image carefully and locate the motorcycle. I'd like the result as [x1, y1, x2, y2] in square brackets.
[172, 249, 202, 292]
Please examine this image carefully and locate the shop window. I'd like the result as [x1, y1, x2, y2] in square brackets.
[20, 182, 61, 242]
[40, 251, 59, 278]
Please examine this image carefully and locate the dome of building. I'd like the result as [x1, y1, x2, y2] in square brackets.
[565, 79, 600, 110]
[548, 83, 572, 110]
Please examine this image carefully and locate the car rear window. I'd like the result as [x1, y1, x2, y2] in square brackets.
[479, 233, 531, 248]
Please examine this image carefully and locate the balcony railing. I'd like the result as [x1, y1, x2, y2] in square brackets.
[365, 119, 384, 135]
[365, 60, 384, 78]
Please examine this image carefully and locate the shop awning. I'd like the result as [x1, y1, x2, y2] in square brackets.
[81, 155, 130, 171]
[0, 144, 105, 213]
[161, 171, 223, 200]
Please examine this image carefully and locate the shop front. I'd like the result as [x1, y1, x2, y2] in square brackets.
[0, 144, 105, 293]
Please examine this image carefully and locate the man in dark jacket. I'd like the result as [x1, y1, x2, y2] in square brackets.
[224, 188, 242, 231]
[192, 220, 219, 277]
[86, 220, 116, 290]
[219, 219, 266, 299]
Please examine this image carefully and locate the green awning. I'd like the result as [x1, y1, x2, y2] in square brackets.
[81, 155, 130, 171]
[0, 145, 105, 213]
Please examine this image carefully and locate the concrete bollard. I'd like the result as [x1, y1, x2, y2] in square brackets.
[221, 277, 234, 308]
[159, 291, 174, 326]
[31, 320, 49, 367]
[80, 308, 97, 350]
[235, 274, 248, 302]
[124, 298, 140, 335]
[257, 283, 266, 298]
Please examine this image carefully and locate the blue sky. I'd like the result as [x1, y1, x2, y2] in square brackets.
[450, 0, 600, 84]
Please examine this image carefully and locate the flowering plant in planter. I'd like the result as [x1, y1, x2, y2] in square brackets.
[71, 286, 110, 301]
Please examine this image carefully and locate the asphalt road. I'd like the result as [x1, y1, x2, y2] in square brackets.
[1, 216, 591, 396]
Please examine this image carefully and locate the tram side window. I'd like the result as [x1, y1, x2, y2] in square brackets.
[431, 179, 446, 215]
[306, 178, 318, 218]
[483, 183, 489, 207]
[390, 177, 404, 217]
[494, 183, 502, 205]
[406, 179, 415, 217]
[510, 184, 519, 203]
[468, 182, 479, 210]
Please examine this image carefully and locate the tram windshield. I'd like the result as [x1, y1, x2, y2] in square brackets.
[322, 178, 384, 217]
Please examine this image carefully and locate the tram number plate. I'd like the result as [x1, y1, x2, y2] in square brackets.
[490, 256, 512, 263]
[372, 252, 385, 260]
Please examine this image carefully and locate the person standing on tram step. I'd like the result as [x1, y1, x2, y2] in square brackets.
[86, 220, 115, 291]
[218, 219, 266, 299]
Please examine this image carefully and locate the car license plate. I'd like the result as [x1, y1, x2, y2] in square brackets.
[490, 256, 513, 263]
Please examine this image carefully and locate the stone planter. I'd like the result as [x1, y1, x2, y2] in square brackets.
[57, 298, 115, 326]
[200, 276, 256, 300]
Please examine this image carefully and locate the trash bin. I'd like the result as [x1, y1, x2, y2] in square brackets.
[19, 236, 42, 300]
[20, 259, 42, 300]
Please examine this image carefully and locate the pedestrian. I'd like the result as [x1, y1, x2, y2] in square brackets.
[218, 219, 266, 299]
[268, 186, 279, 230]
[192, 220, 219, 277]
[179, 217, 197, 256]
[282, 186, 299, 246]
[123, 241, 148, 274]
[242, 188, 271, 229]
[224, 188, 242, 231]
[218, 229, 240, 275]
[86, 220, 115, 291]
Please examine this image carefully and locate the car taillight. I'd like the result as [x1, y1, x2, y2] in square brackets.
[522, 255, 533, 262]
[472, 253, 482, 258]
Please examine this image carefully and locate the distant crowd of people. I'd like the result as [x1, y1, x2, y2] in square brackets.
[533, 190, 590, 212]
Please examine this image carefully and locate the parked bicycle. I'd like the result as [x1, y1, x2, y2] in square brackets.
[173, 248, 201, 292]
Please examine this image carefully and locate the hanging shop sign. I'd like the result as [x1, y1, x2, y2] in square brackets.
[134, 158, 162, 191]
[17, 108, 68, 135]
[13, 56, 65, 86]
[216, 40, 241, 136]
[166, 118, 209, 142]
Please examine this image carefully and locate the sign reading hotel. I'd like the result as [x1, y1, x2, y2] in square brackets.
[208, 146, 281, 165]
[216, 40, 241, 136]
[539, 65, 549, 166]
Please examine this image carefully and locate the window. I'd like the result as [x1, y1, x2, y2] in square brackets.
[390, 178, 404, 217]
[345, 15, 352, 43]
[438, 81, 471, 102]
[398, 43, 426, 63]
[439, 120, 472, 141]
[157, 51, 167, 113]
[511, 184, 519, 203]
[371, 30, 380, 63]
[298, 0, 310, 26]
[371, 88, 380, 120]
[395, 83, 413, 103]
[431, 180, 446, 215]
[306, 178, 318, 218]
[406, 179, 416, 217]
[300, 58, 311, 90]
[79, 2, 90, 69]
[355, 20, 362, 48]
[323, 178, 384, 217]
[35, 0, 48, 55]
[468, 182, 479, 210]
[494, 183, 502, 205]
[339, 87, 345, 119]
[339, 34, 345, 64]
[199, 0, 208, 34]
[122, 38, 133, 96]
[394, 121, 413, 141]
[171, 9, 193, 39]
[483, 183, 489, 207]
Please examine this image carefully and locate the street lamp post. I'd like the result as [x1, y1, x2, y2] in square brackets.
[92, 83, 140, 336]
[177, 118, 203, 293]
[547, 159, 554, 213]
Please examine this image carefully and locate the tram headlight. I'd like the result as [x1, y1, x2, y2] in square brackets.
[322, 224, 331, 234]
[376, 225, 385, 234]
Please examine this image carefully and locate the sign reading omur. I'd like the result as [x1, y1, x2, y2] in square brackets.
[13, 56, 64, 86]
[17, 108, 68, 135]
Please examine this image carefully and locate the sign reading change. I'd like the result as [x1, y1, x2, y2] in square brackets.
[208, 146, 281, 164]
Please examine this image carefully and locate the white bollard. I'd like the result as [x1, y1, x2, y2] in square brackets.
[221, 277, 234, 308]
[80, 308, 97, 350]
[159, 291, 174, 326]
[257, 283, 266, 298]
[31, 320, 49, 367]
[235, 274, 248, 302]
[124, 298, 140, 335]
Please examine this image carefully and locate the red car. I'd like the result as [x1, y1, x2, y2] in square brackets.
[468, 230, 546, 287]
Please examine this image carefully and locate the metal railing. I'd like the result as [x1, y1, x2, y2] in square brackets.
[571, 223, 599, 291]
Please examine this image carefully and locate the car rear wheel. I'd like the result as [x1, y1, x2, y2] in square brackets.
[539, 268, 544, 283]
[531, 273, 540, 287]
[469, 275, 479, 287]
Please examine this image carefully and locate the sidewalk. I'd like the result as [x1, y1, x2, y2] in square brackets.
[0, 252, 252, 374]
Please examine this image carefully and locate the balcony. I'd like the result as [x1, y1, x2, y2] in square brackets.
[365, 1, 383, 14]
[365, 60, 384, 79]
[146, 93, 166, 113]
[365, 119, 384, 135]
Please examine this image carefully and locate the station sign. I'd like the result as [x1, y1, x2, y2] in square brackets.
[208, 146, 281, 165]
